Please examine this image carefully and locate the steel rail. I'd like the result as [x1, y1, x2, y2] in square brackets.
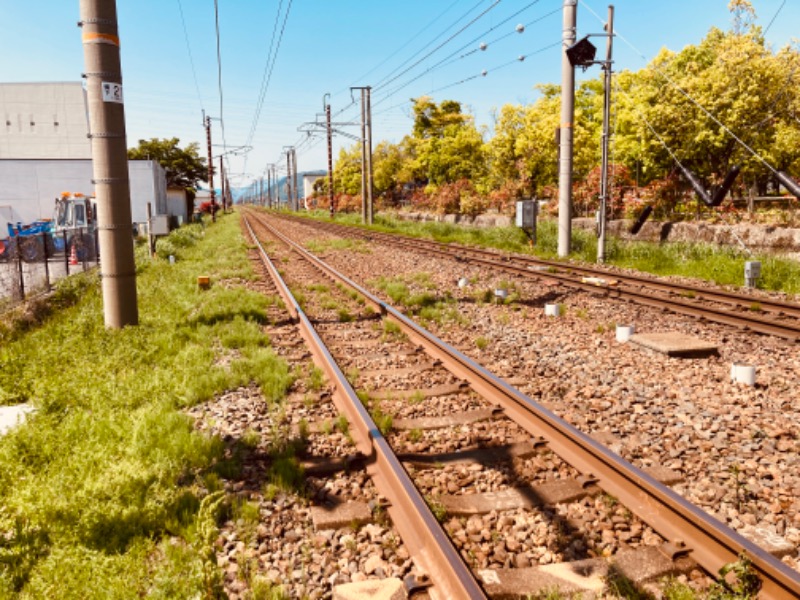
[297, 216, 800, 317]
[242, 214, 488, 600]
[280, 215, 800, 341]
[286, 214, 800, 315]
[255, 211, 800, 600]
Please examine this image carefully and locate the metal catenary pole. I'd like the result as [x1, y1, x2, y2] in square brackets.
[79, 0, 138, 327]
[558, 0, 577, 257]
[326, 101, 334, 214]
[597, 5, 614, 264]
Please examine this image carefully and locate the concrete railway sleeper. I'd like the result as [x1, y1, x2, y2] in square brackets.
[242, 209, 800, 599]
[277, 214, 800, 342]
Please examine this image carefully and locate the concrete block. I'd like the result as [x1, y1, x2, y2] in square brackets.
[333, 578, 405, 600]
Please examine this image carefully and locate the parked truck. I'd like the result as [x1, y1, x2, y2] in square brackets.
[0, 193, 97, 262]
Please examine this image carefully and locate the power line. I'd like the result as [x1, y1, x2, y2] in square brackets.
[373, 2, 556, 108]
[371, 0, 491, 91]
[243, 0, 294, 176]
[175, 0, 204, 112]
[214, 0, 226, 153]
[374, 0, 503, 93]
[343, 0, 463, 90]
[764, 0, 786, 36]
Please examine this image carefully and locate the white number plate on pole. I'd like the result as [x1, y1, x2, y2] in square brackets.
[101, 82, 124, 104]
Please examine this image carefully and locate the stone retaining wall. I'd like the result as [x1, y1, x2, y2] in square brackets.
[573, 217, 800, 256]
[392, 211, 800, 256]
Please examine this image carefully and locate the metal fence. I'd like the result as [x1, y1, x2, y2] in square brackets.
[0, 228, 99, 308]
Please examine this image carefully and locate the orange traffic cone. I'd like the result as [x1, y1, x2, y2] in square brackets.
[69, 244, 79, 266]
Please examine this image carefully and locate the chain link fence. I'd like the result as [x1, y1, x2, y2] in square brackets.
[0, 228, 99, 309]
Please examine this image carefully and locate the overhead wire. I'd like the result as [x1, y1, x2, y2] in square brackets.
[243, 0, 294, 177]
[343, 0, 464, 91]
[213, 0, 227, 153]
[175, 0, 204, 113]
[374, 0, 503, 93]
[763, 0, 786, 36]
[372, 2, 557, 108]
[371, 0, 493, 91]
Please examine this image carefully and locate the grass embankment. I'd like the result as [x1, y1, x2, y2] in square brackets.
[0, 214, 291, 598]
[300, 209, 800, 296]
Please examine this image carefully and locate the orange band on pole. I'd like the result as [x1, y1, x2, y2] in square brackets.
[561, 122, 573, 128]
[82, 32, 120, 47]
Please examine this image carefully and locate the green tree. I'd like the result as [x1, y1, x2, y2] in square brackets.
[128, 138, 207, 189]
[487, 83, 600, 198]
[333, 144, 362, 196]
[372, 141, 407, 205]
[406, 97, 486, 187]
[613, 2, 800, 196]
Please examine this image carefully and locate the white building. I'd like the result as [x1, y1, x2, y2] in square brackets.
[0, 82, 168, 235]
[1, 82, 91, 160]
[0, 159, 166, 233]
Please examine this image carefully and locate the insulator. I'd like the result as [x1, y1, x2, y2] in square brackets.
[709, 164, 741, 207]
[629, 205, 653, 235]
[777, 170, 800, 200]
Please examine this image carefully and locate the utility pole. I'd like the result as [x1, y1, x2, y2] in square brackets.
[219, 156, 226, 213]
[79, 0, 138, 328]
[597, 5, 614, 264]
[285, 149, 293, 210]
[204, 114, 216, 222]
[558, 0, 577, 257]
[365, 86, 374, 225]
[292, 146, 300, 210]
[325, 95, 335, 215]
[353, 86, 373, 224]
[259, 177, 263, 206]
[267, 167, 272, 208]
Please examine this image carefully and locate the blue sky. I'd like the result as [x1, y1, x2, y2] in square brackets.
[1, 0, 797, 191]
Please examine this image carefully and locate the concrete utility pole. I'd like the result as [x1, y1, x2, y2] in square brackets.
[292, 146, 300, 210]
[219, 156, 226, 212]
[365, 87, 374, 225]
[597, 5, 614, 264]
[267, 167, 272, 208]
[352, 86, 374, 224]
[326, 98, 334, 214]
[558, 0, 577, 257]
[79, 0, 138, 328]
[360, 90, 367, 223]
[204, 114, 216, 222]
[285, 149, 293, 210]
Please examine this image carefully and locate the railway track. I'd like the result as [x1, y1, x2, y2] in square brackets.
[276, 213, 800, 342]
[242, 209, 800, 599]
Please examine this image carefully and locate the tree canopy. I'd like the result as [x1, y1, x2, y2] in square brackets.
[327, 2, 800, 217]
[127, 138, 207, 190]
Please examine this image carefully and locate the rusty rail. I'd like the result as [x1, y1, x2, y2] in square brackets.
[242, 214, 488, 600]
[250, 210, 800, 600]
[279, 214, 800, 341]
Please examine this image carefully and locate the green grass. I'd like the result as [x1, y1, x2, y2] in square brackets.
[0, 213, 293, 597]
[302, 210, 800, 296]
